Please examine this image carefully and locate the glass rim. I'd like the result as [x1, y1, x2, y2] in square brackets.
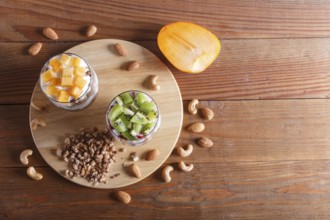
[105, 90, 161, 142]
[39, 52, 93, 104]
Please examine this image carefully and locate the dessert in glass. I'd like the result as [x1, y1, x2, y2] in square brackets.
[106, 90, 161, 146]
[39, 53, 98, 110]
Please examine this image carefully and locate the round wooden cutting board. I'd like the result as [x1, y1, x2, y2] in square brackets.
[29, 39, 183, 189]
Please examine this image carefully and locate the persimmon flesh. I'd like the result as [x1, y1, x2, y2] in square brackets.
[157, 22, 220, 74]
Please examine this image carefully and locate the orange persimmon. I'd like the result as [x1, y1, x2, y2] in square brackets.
[157, 21, 220, 74]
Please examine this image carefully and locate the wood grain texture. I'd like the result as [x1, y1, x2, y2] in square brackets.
[2, 0, 330, 218]
[29, 39, 183, 188]
[4, 38, 330, 104]
[4, 99, 330, 167]
[2, 161, 330, 219]
[2, 0, 330, 42]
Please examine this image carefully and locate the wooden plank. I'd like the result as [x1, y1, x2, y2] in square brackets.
[2, 160, 330, 219]
[3, 38, 330, 104]
[3, 99, 330, 168]
[0, 105, 47, 167]
[2, 0, 330, 41]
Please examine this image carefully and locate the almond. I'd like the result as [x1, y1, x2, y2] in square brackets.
[86, 25, 97, 37]
[28, 42, 42, 56]
[129, 163, 141, 178]
[114, 43, 127, 56]
[43, 27, 58, 40]
[145, 149, 160, 161]
[201, 107, 214, 120]
[126, 60, 140, 71]
[114, 191, 131, 204]
[187, 123, 205, 133]
[197, 137, 213, 148]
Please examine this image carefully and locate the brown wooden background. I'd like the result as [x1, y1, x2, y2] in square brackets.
[2, 0, 330, 219]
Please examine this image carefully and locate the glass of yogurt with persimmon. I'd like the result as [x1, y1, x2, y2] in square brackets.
[39, 53, 98, 110]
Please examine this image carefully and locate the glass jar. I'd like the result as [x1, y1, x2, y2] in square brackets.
[39, 53, 98, 110]
[106, 90, 161, 146]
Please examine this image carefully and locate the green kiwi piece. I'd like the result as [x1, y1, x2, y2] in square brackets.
[123, 107, 135, 116]
[108, 104, 123, 121]
[112, 118, 127, 133]
[121, 131, 136, 140]
[115, 96, 124, 106]
[147, 111, 157, 121]
[139, 101, 156, 114]
[135, 92, 147, 106]
[129, 102, 139, 112]
[133, 123, 143, 132]
[130, 112, 149, 124]
[142, 122, 156, 134]
[119, 114, 130, 127]
[120, 92, 133, 105]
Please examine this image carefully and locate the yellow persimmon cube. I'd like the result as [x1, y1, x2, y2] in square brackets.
[49, 58, 62, 72]
[74, 76, 87, 89]
[41, 69, 55, 83]
[70, 86, 82, 99]
[58, 90, 70, 103]
[68, 57, 82, 67]
[59, 54, 71, 65]
[49, 78, 60, 86]
[61, 75, 73, 86]
[73, 57, 83, 67]
[45, 86, 59, 97]
[74, 66, 86, 77]
[62, 67, 74, 77]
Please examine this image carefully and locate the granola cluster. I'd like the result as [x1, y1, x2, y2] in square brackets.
[56, 127, 117, 185]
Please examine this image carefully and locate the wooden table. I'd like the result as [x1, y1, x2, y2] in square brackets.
[2, 1, 330, 219]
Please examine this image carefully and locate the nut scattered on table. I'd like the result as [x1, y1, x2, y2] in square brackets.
[43, 27, 58, 40]
[188, 99, 199, 115]
[31, 101, 47, 111]
[129, 163, 141, 178]
[86, 25, 97, 37]
[177, 144, 193, 157]
[114, 191, 131, 204]
[27, 166, 43, 181]
[126, 60, 140, 71]
[144, 75, 160, 91]
[178, 161, 194, 172]
[20, 149, 33, 165]
[145, 149, 160, 161]
[197, 137, 213, 148]
[187, 122, 205, 133]
[114, 43, 127, 56]
[162, 165, 174, 183]
[30, 118, 46, 130]
[57, 127, 117, 185]
[200, 107, 214, 120]
[130, 152, 139, 162]
[28, 42, 42, 56]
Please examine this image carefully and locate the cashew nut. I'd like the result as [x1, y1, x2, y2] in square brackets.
[188, 99, 199, 114]
[31, 101, 47, 111]
[162, 165, 174, 183]
[20, 149, 33, 165]
[177, 144, 193, 157]
[178, 161, 194, 172]
[144, 75, 160, 91]
[30, 118, 46, 130]
[27, 166, 43, 181]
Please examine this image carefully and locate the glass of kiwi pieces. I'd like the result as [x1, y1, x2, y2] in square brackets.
[106, 90, 161, 146]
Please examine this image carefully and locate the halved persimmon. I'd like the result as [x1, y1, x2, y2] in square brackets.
[157, 21, 220, 74]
